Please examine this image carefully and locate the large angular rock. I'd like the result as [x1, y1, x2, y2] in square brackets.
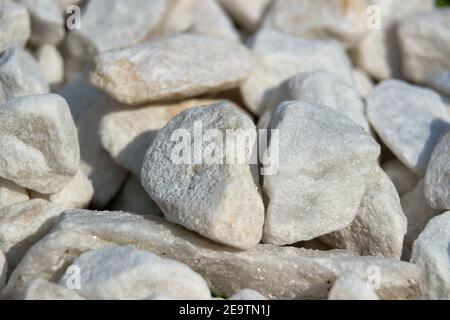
[425, 129, 450, 211]
[141, 103, 264, 250]
[382, 160, 419, 197]
[259, 71, 369, 132]
[398, 10, 450, 84]
[34, 44, 64, 86]
[218, 0, 272, 32]
[2, 210, 421, 300]
[0, 47, 49, 104]
[240, 29, 353, 115]
[90, 34, 252, 105]
[0, 0, 30, 53]
[411, 212, 450, 300]
[100, 99, 218, 176]
[367, 80, 450, 176]
[25, 279, 85, 300]
[353, 0, 434, 80]
[262, 101, 380, 245]
[321, 167, 407, 259]
[0, 94, 80, 193]
[0, 249, 6, 290]
[58, 245, 211, 300]
[0, 178, 29, 209]
[328, 272, 379, 300]
[18, 0, 65, 45]
[263, 0, 368, 47]
[0, 199, 62, 267]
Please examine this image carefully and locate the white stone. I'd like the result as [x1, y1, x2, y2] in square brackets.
[367, 80, 450, 176]
[90, 34, 253, 105]
[411, 212, 450, 300]
[0, 249, 6, 290]
[328, 272, 379, 300]
[321, 167, 407, 259]
[30, 169, 94, 209]
[240, 28, 353, 115]
[0, 178, 29, 209]
[0, 199, 63, 267]
[58, 245, 211, 300]
[229, 289, 266, 300]
[352, 68, 374, 98]
[262, 101, 380, 245]
[25, 279, 85, 300]
[398, 9, 450, 84]
[0, 93, 80, 193]
[35, 44, 64, 86]
[218, 0, 272, 31]
[263, 0, 368, 48]
[141, 103, 264, 250]
[18, 0, 65, 45]
[382, 159, 419, 197]
[425, 129, 450, 211]
[353, 0, 434, 80]
[0, 47, 49, 104]
[0, 0, 30, 53]
[2, 210, 421, 300]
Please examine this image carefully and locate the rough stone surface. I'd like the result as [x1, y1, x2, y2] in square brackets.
[328, 272, 379, 300]
[240, 28, 353, 115]
[2, 210, 421, 300]
[352, 68, 374, 98]
[18, 0, 65, 45]
[0, 0, 30, 53]
[411, 212, 450, 300]
[90, 34, 253, 105]
[321, 167, 407, 259]
[229, 289, 267, 300]
[0, 93, 80, 193]
[0, 249, 6, 290]
[141, 103, 264, 250]
[58, 245, 211, 300]
[424, 129, 450, 211]
[0, 199, 62, 267]
[218, 0, 272, 31]
[262, 101, 380, 245]
[35, 44, 64, 86]
[263, 0, 368, 47]
[25, 279, 85, 300]
[30, 169, 94, 209]
[382, 160, 419, 197]
[0, 47, 49, 104]
[367, 80, 450, 176]
[0, 178, 29, 209]
[398, 10, 450, 84]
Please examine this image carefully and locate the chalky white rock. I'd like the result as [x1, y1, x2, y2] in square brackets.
[229, 289, 267, 300]
[382, 160, 419, 197]
[35, 44, 64, 86]
[328, 272, 379, 300]
[0, 0, 30, 53]
[25, 279, 86, 300]
[0, 178, 29, 209]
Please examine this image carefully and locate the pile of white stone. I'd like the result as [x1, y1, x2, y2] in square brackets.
[0, 0, 449, 300]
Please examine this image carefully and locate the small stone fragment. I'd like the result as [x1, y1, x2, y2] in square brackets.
[382, 160, 419, 197]
[141, 103, 264, 250]
[0, 47, 49, 104]
[229, 289, 267, 300]
[58, 245, 211, 300]
[367, 80, 450, 176]
[321, 167, 406, 258]
[0, 93, 80, 193]
[0, 199, 62, 267]
[411, 212, 450, 300]
[263, 101, 380, 245]
[218, 0, 272, 32]
[328, 272, 379, 300]
[398, 9, 450, 84]
[352, 68, 374, 98]
[0, 0, 31, 53]
[25, 279, 85, 300]
[424, 129, 450, 211]
[90, 34, 252, 105]
[240, 28, 353, 115]
[34, 44, 64, 86]
[0, 178, 29, 209]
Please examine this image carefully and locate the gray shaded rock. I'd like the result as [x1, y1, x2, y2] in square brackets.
[141, 103, 264, 250]
[425, 129, 450, 210]
[0, 0, 30, 53]
[58, 245, 211, 300]
[240, 28, 353, 115]
[0, 47, 49, 104]
[25, 279, 86, 300]
[427, 71, 450, 97]
[90, 34, 252, 105]
[0, 249, 5, 290]
[321, 167, 406, 259]
[0, 178, 29, 209]
[0, 93, 80, 193]
[229, 289, 266, 300]
[382, 159, 419, 197]
[398, 9, 450, 84]
[328, 272, 379, 300]
[2, 210, 421, 300]
[411, 212, 450, 300]
[218, 0, 272, 32]
[367, 80, 449, 176]
[262, 101, 380, 245]
[34, 44, 64, 86]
